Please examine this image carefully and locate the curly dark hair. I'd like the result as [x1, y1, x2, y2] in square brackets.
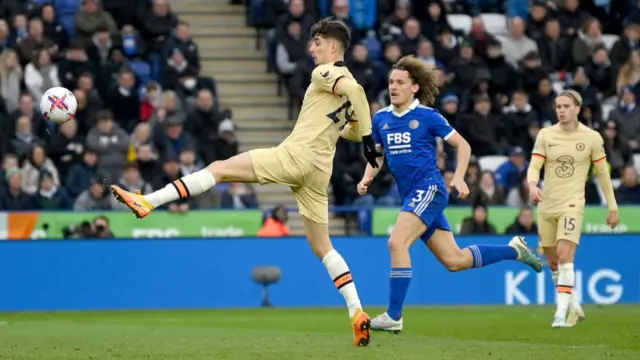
[310, 17, 351, 51]
[391, 56, 440, 106]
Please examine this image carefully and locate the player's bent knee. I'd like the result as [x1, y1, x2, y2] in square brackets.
[387, 237, 410, 253]
[206, 153, 257, 183]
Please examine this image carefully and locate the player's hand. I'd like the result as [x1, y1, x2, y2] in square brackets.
[448, 176, 469, 199]
[362, 134, 382, 168]
[607, 210, 619, 229]
[529, 185, 543, 204]
[357, 177, 372, 195]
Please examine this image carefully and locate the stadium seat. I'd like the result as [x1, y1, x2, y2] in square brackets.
[59, 14, 76, 39]
[55, 0, 81, 16]
[447, 14, 472, 35]
[130, 60, 151, 88]
[478, 155, 509, 172]
[481, 13, 508, 36]
[601, 34, 619, 51]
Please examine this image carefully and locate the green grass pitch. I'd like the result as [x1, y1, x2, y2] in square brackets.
[0, 305, 639, 360]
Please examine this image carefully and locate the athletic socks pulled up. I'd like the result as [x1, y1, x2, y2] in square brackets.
[322, 249, 362, 318]
[145, 169, 216, 207]
[387, 267, 412, 321]
[467, 245, 518, 268]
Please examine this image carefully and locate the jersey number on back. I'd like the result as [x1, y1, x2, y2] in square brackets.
[327, 101, 352, 124]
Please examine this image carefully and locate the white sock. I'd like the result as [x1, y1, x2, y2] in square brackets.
[552, 269, 580, 311]
[322, 249, 362, 318]
[555, 263, 575, 320]
[145, 170, 216, 207]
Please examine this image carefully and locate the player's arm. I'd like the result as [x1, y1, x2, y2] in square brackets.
[591, 133, 618, 212]
[527, 130, 547, 186]
[445, 132, 471, 180]
[360, 115, 384, 182]
[338, 108, 362, 142]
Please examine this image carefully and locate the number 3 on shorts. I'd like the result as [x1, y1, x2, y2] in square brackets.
[412, 190, 425, 203]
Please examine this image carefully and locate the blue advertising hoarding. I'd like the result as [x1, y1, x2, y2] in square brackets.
[0, 235, 636, 311]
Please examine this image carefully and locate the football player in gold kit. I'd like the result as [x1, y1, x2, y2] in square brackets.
[527, 90, 619, 328]
[110, 18, 380, 346]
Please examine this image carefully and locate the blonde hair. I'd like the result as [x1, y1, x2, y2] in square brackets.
[555, 90, 583, 107]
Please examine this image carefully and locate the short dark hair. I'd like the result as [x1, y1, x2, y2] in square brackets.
[310, 17, 351, 51]
[96, 109, 113, 122]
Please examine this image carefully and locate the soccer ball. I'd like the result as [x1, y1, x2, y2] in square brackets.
[40, 87, 77, 124]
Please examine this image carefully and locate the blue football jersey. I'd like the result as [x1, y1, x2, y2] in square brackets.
[372, 100, 456, 199]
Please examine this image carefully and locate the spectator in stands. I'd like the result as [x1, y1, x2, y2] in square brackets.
[602, 120, 633, 178]
[468, 16, 496, 59]
[615, 49, 640, 94]
[460, 68, 500, 114]
[440, 92, 460, 130]
[518, 51, 548, 95]
[0, 49, 22, 112]
[74, 176, 112, 210]
[461, 94, 504, 156]
[484, 39, 517, 98]
[572, 18, 604, 68]
[0, 19, 9, 51]
[221, 182, 259, 209]
[495, 146, 528, 194]
[526, 0, 548, 44]
[347, 43, 378, 100]
[8, 115, 43, 160]
[258, 205, 290, 237]
[106, 68, 140, 132]
[99, 47, 126, 94]
[10, 14, 28, 46]
[24, 49, 60, 101]
[415, 39, 435, 68]
[470, 171, 505, 205]
[121, 24, 146, 61]
[609, 86, 640, 152]
[616, 165, 640, 203]
[86, 110, 129, 181]
[558, 0, 590, 37]
[86, 25, 120, 66]
[214, 119, 239, 161]
[40, 4, 69, 52]
[568, 66, 599, 108]
[522, 120, 542, 156]
[16, 17, 55, 67]
[73, 89, 93, 135]
[329, 0, 357, 38]
[276, 20, 306, 88]
[19, 144, 60, 195]
[504, 90, 538, 149]
[504, 206, 538, 234]
[110, 162, 152, 210]
[48, 119, 84, 181]
[161, 48, 198, 92]
[0, 167, 35, 210]
[74, 0, 118, 48]
[449, 40, 486, 95]
[143, 0, 179, 77]
[186, 89, 224, 163]
[65, 148, 99, 200]
[163, 21, 199, 71]
[332, 138, 364, 206]
[102, 0, 136, 29]
[34, 170, 68, 210]
[0, 154, 18, 194]
[127, 122, 153, 162]
[585, 45, 615, 99]
[136, 144, 161, 183]
[378, 1, 410, 44]
[157, 116, 196, 164]
[499, 17, 538, 68]
[57, 43, 98, 92]
[11, 93, 47, 139]
[434, 27, 459, 66]
[398, 17, 423, 55]
[610, 23, 640, 71]
[140, 81, 162, 122]
[460, 203, 497, 235]
[506, 174, 534, 207]
[537, 17, 571, 74]
[419, 1, 451, 42]
[77, 72, 104, 114]
[530, 77, 556, 125]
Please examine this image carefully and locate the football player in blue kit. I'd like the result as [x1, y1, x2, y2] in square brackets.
[356, 56, 544, 332]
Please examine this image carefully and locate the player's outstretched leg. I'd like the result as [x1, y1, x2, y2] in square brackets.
[543, 247, 585, 327]
[111, 152, 258, 218]
[427, 230, 543, 273]
[303, 217, 371, 346]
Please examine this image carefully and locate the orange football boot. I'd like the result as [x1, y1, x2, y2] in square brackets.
[351, 309, 372, 347]
[110, 185, 155, 219]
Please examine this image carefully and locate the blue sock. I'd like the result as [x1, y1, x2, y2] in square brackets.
[467, 245, 518, 268]
[386, 267, 412, 321]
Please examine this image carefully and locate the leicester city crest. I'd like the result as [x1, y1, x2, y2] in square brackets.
[409, 120, 419, 129]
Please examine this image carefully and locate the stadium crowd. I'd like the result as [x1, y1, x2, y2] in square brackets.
[2, 0, 640, 234]
[257, 0, 640, 218]
[0, 0, 254, 212]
